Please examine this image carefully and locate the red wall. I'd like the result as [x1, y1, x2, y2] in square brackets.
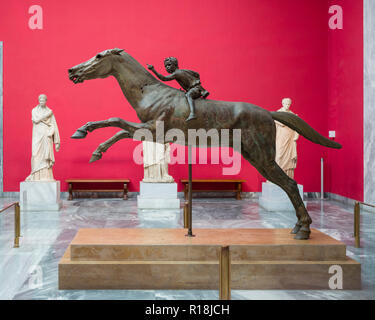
[326, 0, 364, 201]
[0, 0, 361, 195]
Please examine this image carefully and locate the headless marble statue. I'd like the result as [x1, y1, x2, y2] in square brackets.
[26, 94, 60, 181]
[275, 98, 299, 179]
[142, 141, 174, 183]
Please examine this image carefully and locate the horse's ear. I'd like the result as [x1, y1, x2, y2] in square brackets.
[112, 48, 124, 55]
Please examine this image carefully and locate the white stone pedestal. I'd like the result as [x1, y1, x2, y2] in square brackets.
[137, 182, 180, 209]
[259, 181, 306, 212]
[20, 181, 62, 211]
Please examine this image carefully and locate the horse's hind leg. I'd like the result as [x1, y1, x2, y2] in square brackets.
[260, 160, 311, 240]
[242, 147, 310, 239]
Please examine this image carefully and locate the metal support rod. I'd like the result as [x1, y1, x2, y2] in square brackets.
[321, 158, 324, 200]
[354, 202, 358, 237]
[354, 201, 360, 248]
[186, 144, 194, 237]
[14, 203, 20, 248]
[183, 201, 189, 229]
[219, 246, 231, 300]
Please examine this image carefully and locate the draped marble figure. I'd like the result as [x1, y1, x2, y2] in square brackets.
[142, 141, 174, 183]
[26, 94, 60, 181]
[275, 98, 299, 179]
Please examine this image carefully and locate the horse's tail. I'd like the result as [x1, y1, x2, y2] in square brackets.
[271, 111, 342, 149]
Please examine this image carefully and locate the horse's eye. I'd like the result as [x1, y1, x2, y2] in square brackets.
[96, 54, 103, 59]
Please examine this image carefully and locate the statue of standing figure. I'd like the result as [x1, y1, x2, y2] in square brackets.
[26, 94, 60, 181]
[275, 98, 299, 179]
[142, 141, 174, 183]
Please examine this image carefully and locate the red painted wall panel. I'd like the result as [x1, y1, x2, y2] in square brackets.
[0, 0, 361, 195]
[326, 0, 363, 200]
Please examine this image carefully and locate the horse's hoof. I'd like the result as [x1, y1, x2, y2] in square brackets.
[186, 114, 197, 122]
[71, 129, 87, 139]
[294, 228, 311, 240]
[291, 223, 302, 234]
[89, 152, 102, 163]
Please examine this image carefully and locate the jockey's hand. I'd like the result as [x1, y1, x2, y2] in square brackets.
[55, 143, 60, 152]
[147, 64, 154, 70]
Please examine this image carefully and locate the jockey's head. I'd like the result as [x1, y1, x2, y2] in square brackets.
[164, 57, 178, 74]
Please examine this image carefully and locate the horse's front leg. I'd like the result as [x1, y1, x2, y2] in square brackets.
[71, 117, 148, 139]
[90, 130, 130, 163]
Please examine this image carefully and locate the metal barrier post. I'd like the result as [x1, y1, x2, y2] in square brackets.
[1, 202, 21, 248]
[14, 203, 20, 248]
[354, 202, 360, 248]
[219, 246, 231, 300]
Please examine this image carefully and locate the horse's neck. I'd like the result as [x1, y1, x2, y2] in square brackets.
[112, 54, 159, 114]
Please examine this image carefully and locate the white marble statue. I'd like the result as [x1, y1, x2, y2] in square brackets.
[142, 141, 174, 183]
[26, 94, 60, 181]
[275, 98, 299, 179]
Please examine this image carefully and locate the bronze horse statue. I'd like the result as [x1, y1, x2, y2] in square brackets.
[68, 48, 341, 240]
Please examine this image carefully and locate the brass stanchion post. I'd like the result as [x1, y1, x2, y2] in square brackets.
[219, 246, 231, 300]
[14, 203, 20, 248]
[354, 202, 360, 248]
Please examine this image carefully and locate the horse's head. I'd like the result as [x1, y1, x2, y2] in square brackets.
[68, 48, 124, 84]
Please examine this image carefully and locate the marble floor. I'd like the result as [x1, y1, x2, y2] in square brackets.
[0, 196, 374, 300]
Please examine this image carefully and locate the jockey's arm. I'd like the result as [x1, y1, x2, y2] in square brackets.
[149, 68, 176, 82]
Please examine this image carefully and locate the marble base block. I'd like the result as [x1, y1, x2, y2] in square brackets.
[20, 181, 62, 211]
[59, 228, 361, 290]
[137, 182, 180, 209]
[259, 181, 306, 211]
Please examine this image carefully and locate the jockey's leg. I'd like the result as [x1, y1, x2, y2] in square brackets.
[185, 91, 197, 122]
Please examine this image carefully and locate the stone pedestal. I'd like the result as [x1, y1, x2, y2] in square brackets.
[59, 228, 361, 290]
[137, 182, 180, 209]
[137, 209, 180, 228]
[259, 181, 306, 211]
[20, 181, 62, 211]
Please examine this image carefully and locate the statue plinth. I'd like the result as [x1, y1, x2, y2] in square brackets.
[259, 181, 306, 212]
[137, 182, 180, 209]
[59, 228, 361, 290]
[20, 181, 62, 211]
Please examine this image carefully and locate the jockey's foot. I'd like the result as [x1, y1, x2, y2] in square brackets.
[186, 113, 197, 122]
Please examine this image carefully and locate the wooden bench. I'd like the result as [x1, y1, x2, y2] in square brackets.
[180, 179, 246, 200]
[66, 179, 130, 200]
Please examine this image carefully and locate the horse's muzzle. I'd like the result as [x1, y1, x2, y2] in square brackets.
[68, 69, 84, 84]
